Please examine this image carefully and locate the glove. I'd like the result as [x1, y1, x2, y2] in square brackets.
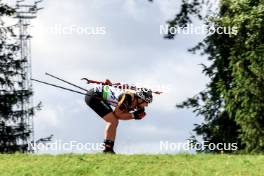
[132, 108, 146, 120]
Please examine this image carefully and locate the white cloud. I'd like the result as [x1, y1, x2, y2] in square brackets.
[156, 0, 181, 21]
[122, 0, 148, 22]
[35, 106, 60, 129]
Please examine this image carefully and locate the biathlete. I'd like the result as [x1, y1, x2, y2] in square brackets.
[85, 82, 153, 154]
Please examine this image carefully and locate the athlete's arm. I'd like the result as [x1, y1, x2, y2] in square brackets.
[113, 93, 134, 120]
[113, 107, 134, 120]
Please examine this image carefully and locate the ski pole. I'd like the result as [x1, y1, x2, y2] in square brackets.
[31, 78, 118, 105]
[31, 78, 87, 95]
[45, 72, 88, 92]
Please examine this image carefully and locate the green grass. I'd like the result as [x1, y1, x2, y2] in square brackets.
[0, 153, 263, 176]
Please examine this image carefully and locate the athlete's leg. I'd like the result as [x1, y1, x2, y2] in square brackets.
[102, 112, 118, 153]
[84, 91, 118, 153]
[102, 112, 119, 141]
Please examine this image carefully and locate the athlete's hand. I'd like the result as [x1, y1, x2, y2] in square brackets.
[133, 109, 146, 120]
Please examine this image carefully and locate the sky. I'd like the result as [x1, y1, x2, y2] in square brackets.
[3, 0, 210, 154]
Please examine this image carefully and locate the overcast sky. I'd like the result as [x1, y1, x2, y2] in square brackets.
[4, 0, 210, 154]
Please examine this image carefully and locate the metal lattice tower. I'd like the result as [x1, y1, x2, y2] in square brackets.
[14, 0, 44, 147]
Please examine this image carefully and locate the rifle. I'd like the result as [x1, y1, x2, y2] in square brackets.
[32, 73, 162, 102]
[81, 78, 163, 95]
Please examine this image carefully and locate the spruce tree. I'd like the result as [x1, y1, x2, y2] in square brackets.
[0, 1, 36, 153]
[150, 0, 264, 153]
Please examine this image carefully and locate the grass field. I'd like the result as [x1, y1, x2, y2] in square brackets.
[0, 153, 263, 176]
